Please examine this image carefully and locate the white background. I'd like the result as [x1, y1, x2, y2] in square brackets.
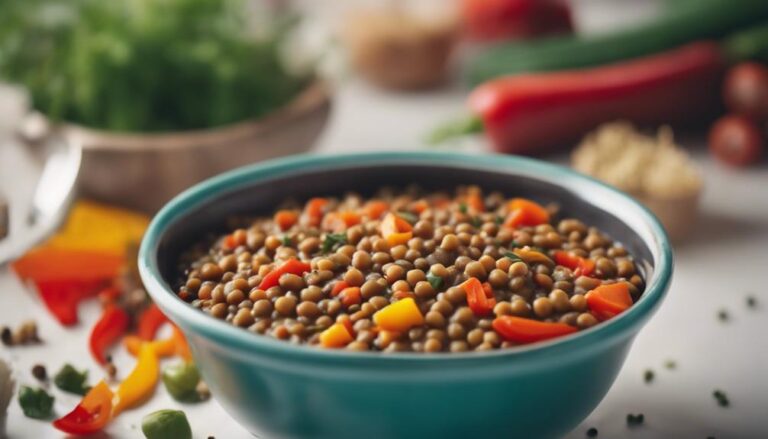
[2, 1, 768, 437]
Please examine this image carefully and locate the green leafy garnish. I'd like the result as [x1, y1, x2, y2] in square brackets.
[396, 211, 418, 224]
[458, 203, 468, 214]
[322, 233, 347, 253]
[713, 389, 730, 407]
[495, 215, 504, 225]
[471, 216, 482, 228]
[503, 251, 523, 263]
[281, 235, 293, 247]
[426, 273, 443, 291]
[54, 363, 90, 395]
[18, 386, 54, 419]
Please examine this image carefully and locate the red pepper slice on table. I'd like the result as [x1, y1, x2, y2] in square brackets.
[34, 279, 107, 326]
[493, 316, 577, 344]
[53, 381, 113, 435]
[259, 259, 312, 290]
[553, 251, 595, 277]
[462, 277, 496, 316]
[586, 283, 633, 321]
[89, 305, 130, 365]
[137, 303, 169, 341]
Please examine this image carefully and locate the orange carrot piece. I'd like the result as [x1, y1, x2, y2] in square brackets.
[504, 198, 550, 228]
[364, 200, 389, 219]
[275, 210, 299, 231]
[492, 316, 577, 344]
[304, 198, 329, 226]
[586, 283, 633, 321]
[13, 248, 123, 282]
[339, 287, 362, 307]
[466, 192, 485, 213]
[381, 213, 414, 246]
[331, 281, 350, 297]
[553, 251, 595, 276]
[462, 277, 496, 316]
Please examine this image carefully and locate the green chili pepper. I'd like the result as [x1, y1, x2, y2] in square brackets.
[142, 409, 192, 439]
[18, 386, 54, 419]
[162, 362, 202, 402]
[54, 364, 90, 395]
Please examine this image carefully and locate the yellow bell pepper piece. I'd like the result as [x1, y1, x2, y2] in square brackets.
[112, 343, 159, 416]
[123, 326, 192, 360]
[319, 323, 353, 348]
[512, 249, 554, 267]
[373, 297, 424, 332]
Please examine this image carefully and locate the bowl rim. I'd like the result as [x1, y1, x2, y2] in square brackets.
[138, 151, 673, 365]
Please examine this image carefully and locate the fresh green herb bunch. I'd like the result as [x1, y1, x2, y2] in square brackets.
[0, 0, 309, 132]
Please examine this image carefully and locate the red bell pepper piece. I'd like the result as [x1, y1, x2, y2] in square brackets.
[462, 277, 496, 316]
[34, 279, 106, 326]
[553, 251, 595, 277]
[462, 0, 572, 41]
[259, 259, 312, 290]
[137, 303, 169, 341]
[53, 381, 113, 435]
[90, 305, 130, 365]
[493, 316, 577, 344]
[468, 42, 725, 154]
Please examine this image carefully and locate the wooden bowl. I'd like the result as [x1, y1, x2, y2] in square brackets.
[64, 80, 332, 212]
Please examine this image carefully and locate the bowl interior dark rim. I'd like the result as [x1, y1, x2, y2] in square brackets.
[138, 151, 673, 364]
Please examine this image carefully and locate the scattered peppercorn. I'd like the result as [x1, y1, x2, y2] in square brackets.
[643, 369, 655, 383]
[107, 362, 118, 380]
[1, 320, 41, 346]
[626, 413, 645, 426]
[717, 309, 729, 322]
[664, 359, 677, 370]
[713, 389, 730, 407]
[746, 295, 757, 308]
[31, 364, 47, 382]
[586, 427, 598, 437]
[0, 327, 11, 346]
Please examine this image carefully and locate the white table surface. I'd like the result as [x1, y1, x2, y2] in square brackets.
[2, 2, 768, 438]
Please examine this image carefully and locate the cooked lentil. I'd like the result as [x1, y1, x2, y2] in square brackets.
[176, 187, 644, 352]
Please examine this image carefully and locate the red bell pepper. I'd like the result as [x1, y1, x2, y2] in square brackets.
[53, 381, 113, 435]
[90, 305, 130, 365]
[553, 251, 595, 277]
[432, 42, 725, 153]
[34, 279, 106, 326]
[462, 277, 496, 316]
[259, 259, 312, 290]
[462, 0, 573, 41]
[137, 303, 169, 341]
[493, 315, 577, 344]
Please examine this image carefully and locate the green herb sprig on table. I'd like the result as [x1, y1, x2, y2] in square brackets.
[18, 386, 54, 419]
[54, 363, 90, 395]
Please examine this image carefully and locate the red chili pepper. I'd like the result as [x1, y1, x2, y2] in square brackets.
[461, 0, 572, 41]
[493, 316, 577, 344]
[137, 303, 169, 341]
[462, 277, 496, 316]
[53, 381, 113, 435]
[553, 251, 595, 277]
[467, 42, 725, 154]
[89, 305, 130, 365]
[259, 259, 312, 290]
[34, 279, 106, 326]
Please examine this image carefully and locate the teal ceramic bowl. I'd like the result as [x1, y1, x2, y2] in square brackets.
[139, 152, 672, 439]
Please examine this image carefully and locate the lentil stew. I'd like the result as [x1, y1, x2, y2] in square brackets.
[174, 185, 645, 353]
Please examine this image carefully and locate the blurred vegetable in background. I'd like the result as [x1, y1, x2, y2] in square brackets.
[461, 0, 572, 41]
[466, 0, 768, 84]
[0, 0, 310, 132]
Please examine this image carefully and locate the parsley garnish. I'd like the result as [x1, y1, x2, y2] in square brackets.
[54, 364, 90, 395]
[503, 251, 523, 263]
[459, 203, 468, 214]
[18, 386, 54, 419]
[322, 233, 347, 253]
[426, 273, 443, 291]
[281, 235, 293, 247]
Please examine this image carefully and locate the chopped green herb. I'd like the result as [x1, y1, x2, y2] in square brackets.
[509, 241, 520, 248]
[54, 363, 90, 395]
[321, 233, 347, 253]
[626, 413, 645, 426]
[643, 369, 654, 384]
[586, 427, 598, 437]
[717, 309, 729, 322]
[664, 359, 677, 370]
[746, 295, 757, 309]
[503, 251, 523, 263]
[281, 235, 293, 247]
[396, 211, 418, 224]
[18, 386, 54, 419]
[459, 203, 468, 214]
[495, 215, 504, 225]
[713, 389, 730, 407]
[426, 273, 443, 292]
[471, 216, 483, 228]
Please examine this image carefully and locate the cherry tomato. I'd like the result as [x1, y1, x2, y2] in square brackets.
[708, 115, 764, 167]
[723, 63, 768, 121]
